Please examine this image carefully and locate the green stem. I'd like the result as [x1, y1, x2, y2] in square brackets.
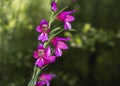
[49, 11, 54, 28]
[28, 66, 41, 86]
[54, 5, 68, 18]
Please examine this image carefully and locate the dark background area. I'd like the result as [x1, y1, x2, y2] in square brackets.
[0, 0, 120, 86]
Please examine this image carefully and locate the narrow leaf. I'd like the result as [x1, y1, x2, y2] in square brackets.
[50, 27, 61, 34]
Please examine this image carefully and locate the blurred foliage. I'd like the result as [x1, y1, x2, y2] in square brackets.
[0, 0, 120, 86]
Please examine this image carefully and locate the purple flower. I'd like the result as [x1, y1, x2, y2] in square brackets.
[33, 44, 56, 68]
[51, 37, 70, 57]
[57, 10, 75, 30]
[51, 1, 57, 12]
[36, 20, 50, 42]
[35, 74, 56, 86]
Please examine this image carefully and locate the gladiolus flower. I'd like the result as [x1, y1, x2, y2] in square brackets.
[51, 37, 70, 57]
[51, 1, 57, 12]
[33, 44, 56, 68]
[36, 20, 50, 42]
[57, 10, 75, 30]
[35, 74, 56, 86]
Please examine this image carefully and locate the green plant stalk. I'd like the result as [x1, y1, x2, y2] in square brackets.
[28, 66, 41, 86]
[54, 5, 68, 18]
[49, 11, 54, 27]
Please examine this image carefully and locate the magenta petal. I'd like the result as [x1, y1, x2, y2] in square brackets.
[37, 74, 56, 86]
[38, 44, 44, 50]
[35, 81, 46, 86]
[44, 33, 48, 41]
[36, 19, 49, 33]
[40, 74, 56, 81]
[36, 26, 42, 32]
[33, 51, 38, 58]
[51, 1, 57, 12]
[35, 59, 40, 66]
[43, 33, 48, 42]
[46, 80, 50, 86]
[57, 10, 75, 22]
[64, 22, 72, 30]
[67, 10, 76, 14]
[43, 56, 56, 65]
[35, 58, 44, 67]
[38, 33, 48, 42]
[49, 56, 56, 62]
[46, 46, 51, 56]
[38, 59, 44, 67]
[55, 48, 62, 57]
[55, 37, 70, 41]
[40, 19, 49, 26]
[57, 12, 66, 21]
[38, 33, 43, 40]
[57, 41, 68, 49]
[65, 15, 75, 22]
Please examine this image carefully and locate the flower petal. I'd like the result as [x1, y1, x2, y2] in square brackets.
[40, 19, 49, 26]
[35, 58, 44, 68]
[35, 81, 46, 86]
[43, 56, 56, 65]
[38, 33, 48, 42]
[40, 74, 56, 81]
[38, 44, 44, 49]
[57, 41, 68, 49]
[46, 80, 50, 86]
[46, 46, 51, 56]
[49, 56, 56, 62]
[67, 10, 76, 14]
[36, 26, 42, 32]
[64, 22, 72, 30]
[37, 74, 56, 86]
[65, 14, 75, 22]
[38, 33, 43, 40]
[55, 48, 62, 57]
[55, 37, 70, 41]
[57, 10, 75, 22]
[33, 51, 38, 59]
[51, 1, 57, 12]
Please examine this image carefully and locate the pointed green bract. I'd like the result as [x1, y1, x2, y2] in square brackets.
[50, 27, 61, 34]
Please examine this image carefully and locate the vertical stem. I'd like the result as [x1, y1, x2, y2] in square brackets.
[28, 66, 41, 86]
[49, 11, 54, 28]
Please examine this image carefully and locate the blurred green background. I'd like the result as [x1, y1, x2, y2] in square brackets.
[0, 0, 120, 86]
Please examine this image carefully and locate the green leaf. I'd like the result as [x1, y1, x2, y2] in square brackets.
[54, 5, 69, 17]
[49, 29, 64, 40]
[50, 27, 61, 34]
